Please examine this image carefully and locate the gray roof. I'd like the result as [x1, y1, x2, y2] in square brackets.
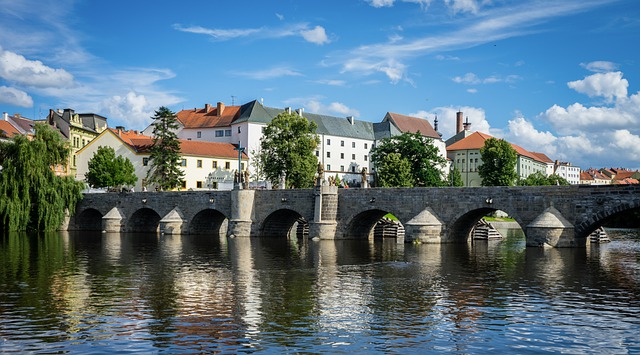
[236, 100, 376, 140]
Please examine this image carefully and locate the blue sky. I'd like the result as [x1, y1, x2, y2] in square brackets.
[1, 0, 639, 169]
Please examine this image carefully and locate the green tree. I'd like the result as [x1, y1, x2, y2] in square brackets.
[0, 124, 84, 231]
[448, 166, 464, 187]
[375, 152, 414, 187]
[478, 138, 518, 186]
[259, 111, 320, 188]
[518, 172, 569, 186]
[146, 107, 184, 190]
[370, 132, 446, 187]
[85, 146, 137, 188]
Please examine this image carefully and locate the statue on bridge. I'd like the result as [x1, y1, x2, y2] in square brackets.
[316, 163, 325, 186]
[361, 167, 368, 188]
[243, 169, 250, 189]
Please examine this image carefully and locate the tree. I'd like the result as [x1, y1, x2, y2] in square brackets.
[478, 138, 518, 186]
[258, 111, 320, 188]
[518, 172, 569, 186]
[0, 124, 84, 231]
[85, 146, 137, 188]
[375, 152, 414, 187]
[370, 132, 446, 187]
[146, 107, 184, 190]
[448, 166, 464, 187]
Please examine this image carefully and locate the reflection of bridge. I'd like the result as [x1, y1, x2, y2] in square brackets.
[69, 185, 640, 248]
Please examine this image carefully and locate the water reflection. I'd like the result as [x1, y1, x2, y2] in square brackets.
[0, 230, 639, 353]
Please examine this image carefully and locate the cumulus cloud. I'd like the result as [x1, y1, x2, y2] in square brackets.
[505, 117, 558, 155]
[580, 61, 617, 73]
[0, 47, 74, 88]
[174, 23, 331, 45]
[567, 71, 628, 102]
[411, 106, 496, 138]
[444, 0, 479, 14]
[327, 102, 360, 117]
[0, 86, 33, 107]
[282, 96, 360, 117]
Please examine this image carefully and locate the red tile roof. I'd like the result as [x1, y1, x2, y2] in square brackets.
[0, 121, 20, 138]
[531, 152, 553, 164]
[386, 112, 440, 139]
[110, 128, 247, 159]
[446, 131, 545, 163]
[176, 104, 241, 128]
[580, 171, 594, 181]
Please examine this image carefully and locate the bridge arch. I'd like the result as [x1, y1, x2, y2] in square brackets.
[127, 208, 161, 233]
[576, 200, 640, 239]
[344, 208, 405, 240]
[448, 207, 525, 243]
[189, 209, 228, 236]
[260, 209, 308, 238]
[74, 208, 103, 231]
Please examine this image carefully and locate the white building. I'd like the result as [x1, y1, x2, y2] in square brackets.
[75, 128, 247, 191]
[144, 100, 447, 186]
[554, 161, 581, 185]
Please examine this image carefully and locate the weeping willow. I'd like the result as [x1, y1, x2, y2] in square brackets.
[0, 124, 84, 232]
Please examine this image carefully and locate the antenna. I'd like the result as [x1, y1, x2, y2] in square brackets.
[231, 95, 236, 105]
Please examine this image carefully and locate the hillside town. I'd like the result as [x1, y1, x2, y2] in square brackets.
[1, 101, 638, 191]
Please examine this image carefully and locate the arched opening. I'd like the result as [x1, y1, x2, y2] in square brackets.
[580, 205, 640, 244]
[345, 209, 405, 240]
[74, 208, 103, 231]
[189, 209, 228, 236]
[449, 208, 525, 245]
[127, 208, 161, 233]
[261, 209, 308, 238]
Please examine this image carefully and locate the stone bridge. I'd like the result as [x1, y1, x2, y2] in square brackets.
[68, 184, 640, 248]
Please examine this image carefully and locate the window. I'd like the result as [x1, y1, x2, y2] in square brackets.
[365, 143, 368, 149]
[340, 165, 344, 171]
[181, 180, 186, 189]
[215, 130, 224, 137]
[352, 154, 356, 160]
[315, 151, 319, 157]
[211, 182, 218, 189]
[73, 155, 76, 167]
[352, 142, 355, 148]
[327, 152, 331, 158]
[327, 138, 331, 145]
[364, 155, 368, 161]
[197, 131, 202, 138]
[143, 158, 149, 166]
[181, 159, 187, 167]
[241, 163, 245, 170]
[196, 181, 203, 188]
[224, 129, 232, 136]
[327, 164, 331, 171]
[341, 140, 344, 147]
[351, 166, 356, 173]
[238, 127, 241, 133]
[340, 153, 344, 159]
[197, 159, 202, 168]
[225, 162, 231, 169]
[82, 139, 85, 146]
[212, 161, 218, 169]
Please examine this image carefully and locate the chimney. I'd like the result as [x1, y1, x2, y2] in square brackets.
[217, 102, 225, 117]
[205, 103, 212, 113]
[296, 108, 304, 117]
[463, 116, 471, 131]
[3, 112, 7, 121]
[285, 107, 292, 114]
[14, 113, 20, 119]
[116, 125, 125, 134]
[347, 116, 354, 125]
[456, 111, 463, 134]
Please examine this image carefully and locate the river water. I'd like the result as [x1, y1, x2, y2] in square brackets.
[1, 229, 639, 354]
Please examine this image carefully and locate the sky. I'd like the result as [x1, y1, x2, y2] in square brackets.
[0, 0, 639, 170]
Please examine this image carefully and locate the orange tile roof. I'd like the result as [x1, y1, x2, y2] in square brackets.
[580, 171, 594, 181]
[447, 131, 545, 162]
[0, 121, 20, 138]
[110, 128, 247, 159]
[531, 152, 553, 163]
[387, 112, 440, 139]
[176, 105, 241, 128]
[612, 170, 639, 181]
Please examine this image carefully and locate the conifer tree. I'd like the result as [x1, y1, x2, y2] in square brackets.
[146, 107, 184, 190]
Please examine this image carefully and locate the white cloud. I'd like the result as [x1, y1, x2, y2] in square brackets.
[275, 13, 285, 20]
[467, 88, 477, 93]
[414, 106, 495, 138]
[327, 102, 360, 117]
[444, 0, 480, 14]
[0, 86, 33, 107]
[236, 66, 303, 80]
[315, 79, 347, 86]
[505, 117, 558, 155]
[101, 91, 152, 128]
[0, 47, 74, 88]
[174, 23, 331, 45]
[367, 0, 395, 7]
[609, 130, 640, 160]
[452, 72, 520, 85]
[282, 96, 359, 117]
[453, 73, 480, 84]
[300, 26, 330, 45]
[567, 71, 628, 102]
[580, 61, 617, 73]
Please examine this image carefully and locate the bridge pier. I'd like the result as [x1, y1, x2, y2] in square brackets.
[526, 206, 578, 247]
[102, 207, 125, 233]
[160, 208, 187, 235]
[404, 207, 444, 244]
[227, 189, 255, 238]
[309, 185, 338, 239]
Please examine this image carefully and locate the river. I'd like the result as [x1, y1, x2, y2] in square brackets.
[1, 229, 639, 354]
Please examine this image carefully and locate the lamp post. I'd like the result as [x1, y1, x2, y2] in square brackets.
[234, 141, 245, 189]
